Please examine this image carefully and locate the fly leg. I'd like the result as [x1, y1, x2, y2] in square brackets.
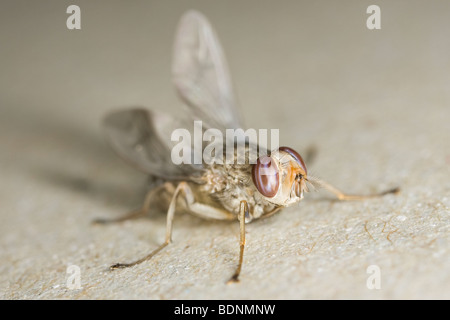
[227, 200, 248, 284]
[109, 182, 186, 270]
[309, 177, 400, 201]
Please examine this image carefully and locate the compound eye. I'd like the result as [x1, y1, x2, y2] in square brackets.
[252, 155, 279, 198]
[278, 146, 307, 174]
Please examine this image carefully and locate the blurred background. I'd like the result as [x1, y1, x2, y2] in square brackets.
[0, 0, 449, 299]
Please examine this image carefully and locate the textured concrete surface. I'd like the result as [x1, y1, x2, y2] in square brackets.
[0, 0, 449, 299]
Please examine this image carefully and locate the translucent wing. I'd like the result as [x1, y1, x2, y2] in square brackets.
[103, 108, 202, 180]
[172, 10, 243, 131]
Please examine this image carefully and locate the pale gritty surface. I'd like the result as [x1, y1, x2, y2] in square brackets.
[0, 1, 449, 299]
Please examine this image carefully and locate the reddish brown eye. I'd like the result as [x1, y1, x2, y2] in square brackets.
[279, 146, 307, 174]
[252, 155, 279, 198]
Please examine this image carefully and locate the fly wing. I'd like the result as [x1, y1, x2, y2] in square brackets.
[103, 108, 202, 180]
[172, 10, 243, 131]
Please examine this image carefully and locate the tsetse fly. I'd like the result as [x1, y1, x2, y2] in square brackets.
[96, 10, 399, 283]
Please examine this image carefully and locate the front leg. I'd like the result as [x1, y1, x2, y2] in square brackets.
[227, 200, 248, 284]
